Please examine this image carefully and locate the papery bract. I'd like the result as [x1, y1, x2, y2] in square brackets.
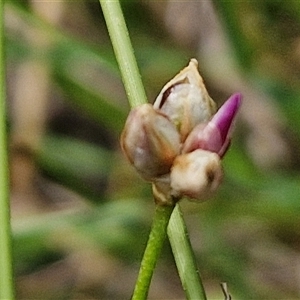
[121, 104, 181, 181]
[153, 59, 216, 142]
[152, 175, 174, 206]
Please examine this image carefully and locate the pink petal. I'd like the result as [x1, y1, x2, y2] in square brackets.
[211, 93, 242, 145]
[182, 93, 242, 157]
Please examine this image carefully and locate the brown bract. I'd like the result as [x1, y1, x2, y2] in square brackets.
[120, 103, 180, 181]
[153, 59, 216, 142]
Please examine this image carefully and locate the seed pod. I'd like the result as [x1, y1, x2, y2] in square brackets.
[170, 149, 223, 201]
[120, 104, 181, 181]
[153, 59, 216, 142]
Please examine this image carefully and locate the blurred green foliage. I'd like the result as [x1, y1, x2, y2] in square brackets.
[6, 1, 300, 299]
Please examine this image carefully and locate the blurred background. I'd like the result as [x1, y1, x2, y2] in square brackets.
[5, 0, 300, 299]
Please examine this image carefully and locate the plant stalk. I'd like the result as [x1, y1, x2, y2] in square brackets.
[99, 1, 207, 299]
[0, 0, 15, 298]
[132, 205, 174, 300]
[99, 0, 147, 108]
[168, 205, 207, 300]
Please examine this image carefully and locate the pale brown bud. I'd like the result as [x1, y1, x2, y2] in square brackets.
[153, 59, 216, 142]
[120, 60, 241, 205]
[120, 104, 181, 180]
[170, 149, 223, 201]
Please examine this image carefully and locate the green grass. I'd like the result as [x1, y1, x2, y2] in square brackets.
[0, 0, 14, 298]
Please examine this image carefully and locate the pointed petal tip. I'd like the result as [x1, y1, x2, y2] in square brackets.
[229, 93, 242, 109]
[211, 92, 242, 143]
[223, 93, 242, 114]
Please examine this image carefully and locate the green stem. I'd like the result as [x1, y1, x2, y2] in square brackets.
[132, 205, 174, 300]
[99, 1, 207, 299]
[99, 0, 147, 108]
[168, 205, 207, 300]
[0, 0, 15, 299]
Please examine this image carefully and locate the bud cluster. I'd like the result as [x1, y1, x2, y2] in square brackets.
[121, 59, 241, 205]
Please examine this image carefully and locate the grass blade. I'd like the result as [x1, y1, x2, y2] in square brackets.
[0, 0, 15, 298]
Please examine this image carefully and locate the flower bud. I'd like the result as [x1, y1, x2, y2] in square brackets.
[182, 93, 242, 157]
[153, 59, 216, 142]
[120, 104, 181, 180]
[120, 59, 242, 205]
[170, 149, 223, 201]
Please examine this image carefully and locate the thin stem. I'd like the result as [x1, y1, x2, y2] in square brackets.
[168, 206, 207, 300]
[132, 205, 174, 300]
[0, 0, 15, 298]
[99, 0, 147, 108]
[99, 2, 207, 300]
